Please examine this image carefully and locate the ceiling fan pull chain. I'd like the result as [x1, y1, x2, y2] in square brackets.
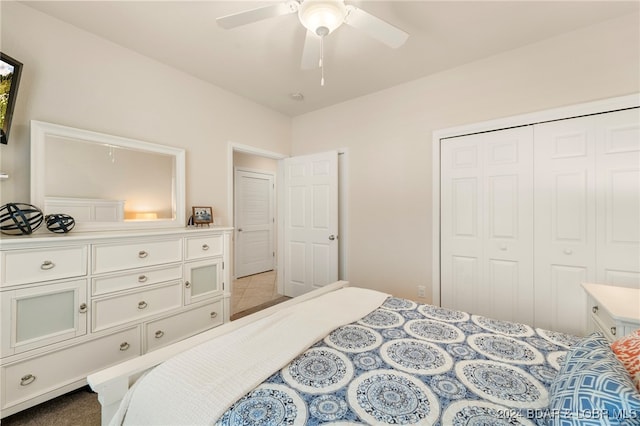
[319, 32, 324, 68]
[320, 34, 325, 86]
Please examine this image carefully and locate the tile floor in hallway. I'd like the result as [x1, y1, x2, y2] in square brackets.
[231, 270, 283, 315]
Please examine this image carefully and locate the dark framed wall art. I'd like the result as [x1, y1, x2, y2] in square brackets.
[0, 52, 23, 145]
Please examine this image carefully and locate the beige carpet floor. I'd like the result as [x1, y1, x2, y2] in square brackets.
[2, 386, 100, 426]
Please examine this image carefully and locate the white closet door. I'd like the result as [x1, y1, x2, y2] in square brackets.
[441, 126, 534, 323]
[595, 108, 640, 287]
[483, 128, 534, 324]
[534, 108, 640, 335]
[441, 134, 484, 315]
[534, 115, 597, 335]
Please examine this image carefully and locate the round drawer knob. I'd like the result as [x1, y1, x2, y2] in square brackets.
[155, 330, 164, 339]
[611, 327, 617, 336]
[138, 301, 148, 310]
[185, 281, 191, 288]
[40, 260, 55, 270]
[138, 250, 148, 259]
[592, 306, 598, 314]
[138, 275, 148, 283]
[120, 342, 130, 351]
[20, 374, 36, 386]
[202, 244, 209, 251]
[79, 303, 88, 313]
[210, 312, 218, 319]
[563, 249, 573, 255]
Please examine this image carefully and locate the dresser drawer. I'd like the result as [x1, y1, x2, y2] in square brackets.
[589, 299, 617, 341]
[93, 238, 182, 274]
[145, 299, 223, 352]
[92, 264, 182, 296]
[2, 326, 140, 409]
[92, 282, 182, 332]
[1, 246, 87, 286]
[185, 234, 223, 260]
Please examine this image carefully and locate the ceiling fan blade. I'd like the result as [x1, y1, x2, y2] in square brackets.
[216, 2, 297, 29]
[301, 30, 321, 70]
[344, 5, 409, 48]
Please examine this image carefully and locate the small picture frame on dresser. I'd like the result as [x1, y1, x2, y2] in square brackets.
[192, 206, 213, 226]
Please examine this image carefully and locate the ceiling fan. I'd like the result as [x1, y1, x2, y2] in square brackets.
[216, 0, 409, 85]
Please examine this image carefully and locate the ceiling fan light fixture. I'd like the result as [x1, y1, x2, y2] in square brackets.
[298, 0, 347, 36]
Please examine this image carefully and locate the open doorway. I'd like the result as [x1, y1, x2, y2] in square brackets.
[227, 142, 349, 319]
[229, 143, 285, 319]
[231, 149, 285, 318]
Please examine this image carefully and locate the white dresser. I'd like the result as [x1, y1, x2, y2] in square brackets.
[0, 226, 232, 418]
[582, 283, 640, 342]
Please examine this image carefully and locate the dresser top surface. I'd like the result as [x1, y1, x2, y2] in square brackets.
[0, 226, 233, 248]
[582, 283, 640, 324]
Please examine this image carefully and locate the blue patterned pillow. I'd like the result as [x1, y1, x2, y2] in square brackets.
[548, 333, 640, 426]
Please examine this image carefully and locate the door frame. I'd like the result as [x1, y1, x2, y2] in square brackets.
[431, 93, 639, 306]
[233, 167, 276, 278]
[228, 143, 286, 288]
[227, 142, 349, 296]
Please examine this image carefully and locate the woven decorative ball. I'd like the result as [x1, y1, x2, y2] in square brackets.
[0, 203, 44, 235]
[45, 214, 76, 234]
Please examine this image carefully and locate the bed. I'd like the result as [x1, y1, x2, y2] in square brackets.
[88, 281, 640, 425]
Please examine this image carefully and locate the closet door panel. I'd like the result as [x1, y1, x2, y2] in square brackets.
[596, 108, 640, 287]
[551, 170, 591, 252]
[449, 256, 480, 314]
[534, 116, 596, 334]
[441, 135, 483, 312]
[453, 178, 480, 238]
[483, 128, 534, 324]
[441, 127, 533, 323]
[549, 265, 588, 336]
[487, 259, 521, 321]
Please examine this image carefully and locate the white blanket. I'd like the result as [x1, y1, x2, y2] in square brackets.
[117, 287, 389, 425]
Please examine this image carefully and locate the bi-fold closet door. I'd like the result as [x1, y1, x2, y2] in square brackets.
[534, 108, 640, 335]
[441, 126, 535, 326]
[440, 107, 639, 336]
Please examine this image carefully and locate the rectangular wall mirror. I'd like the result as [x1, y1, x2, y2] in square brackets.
[31, 120, 185, 232]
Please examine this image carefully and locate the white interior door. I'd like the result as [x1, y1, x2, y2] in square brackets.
[283, 151, 338, 297]
[234, 169, 274, 278]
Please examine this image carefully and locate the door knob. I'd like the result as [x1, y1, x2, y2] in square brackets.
[328, 235, 336, 241]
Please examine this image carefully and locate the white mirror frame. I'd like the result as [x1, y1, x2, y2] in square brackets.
[31, 120, 186, 232]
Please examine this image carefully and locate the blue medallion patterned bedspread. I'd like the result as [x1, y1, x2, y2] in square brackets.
[215, 297, 581, 426]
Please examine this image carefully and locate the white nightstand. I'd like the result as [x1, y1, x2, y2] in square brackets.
[582, 283, 640, 342]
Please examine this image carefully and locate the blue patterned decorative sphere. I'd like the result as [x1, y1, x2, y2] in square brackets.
[0, 203, 44, 235]
[45, 214, 76, 234]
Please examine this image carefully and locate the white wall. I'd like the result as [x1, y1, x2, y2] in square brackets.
[0, 2, 291, 225]
[291, 13, 640, 302]
[233, 152, 278, 173]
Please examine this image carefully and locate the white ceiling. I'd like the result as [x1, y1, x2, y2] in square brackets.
[23, 1, 639, 116]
